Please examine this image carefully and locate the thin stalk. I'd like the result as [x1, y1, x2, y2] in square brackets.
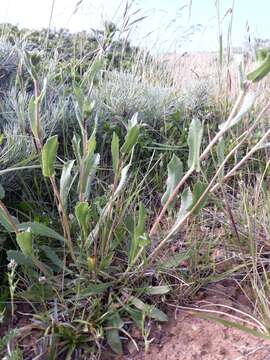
[212, 126, 270, 192]
[144, 103, 269, 267]
[79, 117, 88, 202]
[149, 83, 250, 237]
[50, 176, 75, 262]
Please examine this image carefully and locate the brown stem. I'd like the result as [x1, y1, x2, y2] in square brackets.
[149, 83, 251, 237]
[143, 102, 269, 267]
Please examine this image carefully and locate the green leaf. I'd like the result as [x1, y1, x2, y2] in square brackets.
[168, 187, 193, 237]
[0, 207, 19, 232]
[87, 135, 96, 155]
[60, 160, 75, 210]
[19, 284, 55, 301]
[0, 185, 5, 200]
[74, 87, 84, 124]
[219, 91, 255, 131]
[23, 51, 38, 80]
[158, 251, 190, 270]
[81, 153, 100, 201]
[18, 222, 65, 243]
[131, 297, 168, 322]
[161, 154, 183, 207]
[81, 58, 103, 87]
[188, 182, 208, 215]
[138, 285, 170, 295]
[0, 133, 4, 146]
[121, 113, 140, 155]
[99, 252, 114, 270]
[125, 306, 143, 329]
[79, 122, 99, 201]
[83, 100, 95, 119]
[75, 202, 90, 239]
[111, 132, 119, 175]
[150, 307, 168, 322]
[256, 48, 268, 62]
[188, 118, 203, 172]
[7, 250, 35, 267]
[42, 135, 58, 177]
[247, 50, 270, 82]
[41, 245, 64, 271]
[106, 312, 123, 355]
[79, 282, 112, 297]
[16, 229, 33, 256]
[114, 164, 130, 196]
[129, 202, 146, 265]
[177, 187, 193, 220]
[72, 133, 81, 163]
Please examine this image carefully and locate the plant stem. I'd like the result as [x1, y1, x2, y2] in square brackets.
[144, 102, 269, 267]
[149, 82, 250, 237]
[50, 176, 75, 262]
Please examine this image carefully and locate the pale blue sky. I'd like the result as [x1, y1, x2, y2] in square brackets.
[1, 0, 269, 52]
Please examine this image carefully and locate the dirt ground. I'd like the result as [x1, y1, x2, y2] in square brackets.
[119, 282, 270, 360]
[126, 313, 270, 360]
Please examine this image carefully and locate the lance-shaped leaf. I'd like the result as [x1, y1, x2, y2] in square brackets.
[81, 58, 103, 87]
[88, 163, 130, 243]
[0, 184, 5, 200]
[169, 187, 193, 236]
[79, 122, 99, 201]
[18, 222, 65, 243]
[129, 202, 146, 265]
[188, 182, 208, 215]
[161, 154, 183, 208]
[28, 96, 38, 138]
[111, 132, 119, 175]
[188, 118, 203, 172]
[114, 164, 130, 196]
[81, 153, 100, 201]
[75, 202, 90, 240]
[256, 48, 268, 62]
[74, 87, 84, 124]
[131, 297, 168, 322]
[60, 160, 75, 210]
[42, 135, 58, 177]
[16, 228, 33, 256]
[0, 206, 19, 232]
[41, 245, 65, 271]
[121, 113, 140, 155]
[128, 112, 138, 129]
[106, 312, 124, 355]
[72, 133, 82, 163]
[219, 91, 256, 131]
[137, 285, 170, 295]
[23, 51, 38, 80]
[247, 50, 270, 83]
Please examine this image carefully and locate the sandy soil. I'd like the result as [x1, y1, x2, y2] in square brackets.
[126, 313, 270, 360]
[119, 282, 270, 360]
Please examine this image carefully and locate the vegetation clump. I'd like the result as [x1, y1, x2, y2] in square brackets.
[0, 8, 270, 360]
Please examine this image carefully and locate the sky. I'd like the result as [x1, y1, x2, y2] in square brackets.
[1, 0, 270, 53]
